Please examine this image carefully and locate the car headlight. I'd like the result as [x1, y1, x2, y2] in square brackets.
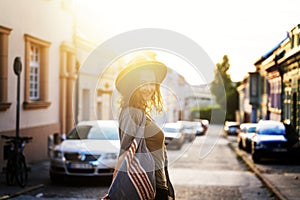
[255, 142, 265, 149]
[102, 153, 118, 160]
[53, 150, 64, 159]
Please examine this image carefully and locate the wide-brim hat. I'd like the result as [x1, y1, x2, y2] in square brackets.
[115, 56, 167, 95]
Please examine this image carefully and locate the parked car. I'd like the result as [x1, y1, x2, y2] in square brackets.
[163, 122, 185, 150]
[283, 121, 300, 160]
[192, 121, 204, 136]
[48, 120, 120, 182]
[195, 120, 209, 136]
[177, 121, 196, 142]
[251, 120, 288, 163]
[237, 123, 257, 152]
[283, 121, 300, 148]
[201, 119, 209, 131]
[224, 121, 240, 136]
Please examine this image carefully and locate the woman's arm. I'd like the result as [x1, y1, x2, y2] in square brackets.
[112, 152, 126, 180]
[112, 107, 145, 180]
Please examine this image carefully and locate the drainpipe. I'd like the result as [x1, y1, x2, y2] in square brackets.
[249, 72, 260, 123]
[251, 105, 257, 123]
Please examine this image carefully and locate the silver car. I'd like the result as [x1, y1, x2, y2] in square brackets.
[163, 122, 185, 150]
[48, 120, 119, 182]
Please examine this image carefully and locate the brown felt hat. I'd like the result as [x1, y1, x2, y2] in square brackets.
[115, 55, 167, 95]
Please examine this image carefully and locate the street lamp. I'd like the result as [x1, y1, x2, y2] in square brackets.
[13, 57, 22, 138]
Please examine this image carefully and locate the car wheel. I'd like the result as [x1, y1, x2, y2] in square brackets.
[238, 140, 243, 150]
[50, 172, 64, 183]
[246, 145, 251, 153]
[252, 152, 261, 163]
[189, 135, 195, 142]
[176, 143, 182, 150]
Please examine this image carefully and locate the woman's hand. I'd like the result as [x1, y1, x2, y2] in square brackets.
[100, 194, 110, 200]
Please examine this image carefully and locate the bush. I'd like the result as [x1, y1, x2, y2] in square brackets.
[190, 107, 226, 124]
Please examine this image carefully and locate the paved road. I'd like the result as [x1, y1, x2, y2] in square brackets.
[168, 124, 273, 200]
[0, 124, 274, 199]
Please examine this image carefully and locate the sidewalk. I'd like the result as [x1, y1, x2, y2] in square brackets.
[0, 161, 49, 199]
[229, 141, 300, 200]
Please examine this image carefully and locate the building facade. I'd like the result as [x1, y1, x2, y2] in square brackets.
[243, 24, 300, 134]
[0, 0, 82, 169]
[0, 0, 211, 170]
[280, 25, 300, 133]
[237, 75, 252, 123]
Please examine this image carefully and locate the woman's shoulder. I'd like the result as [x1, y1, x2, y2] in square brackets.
[119, 106, 145, 124]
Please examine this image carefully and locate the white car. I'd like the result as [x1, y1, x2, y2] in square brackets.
[177, 121, 197, 142]
[48, 120, 120, 182]
[237, 123, 257, 152]
[163, 122, 185, 150]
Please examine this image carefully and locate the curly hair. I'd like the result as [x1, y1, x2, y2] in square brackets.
[120, 84, 164, 115]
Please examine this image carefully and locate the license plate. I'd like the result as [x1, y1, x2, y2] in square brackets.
[273, 148, 287, 152]
[68, 162, 93, 169]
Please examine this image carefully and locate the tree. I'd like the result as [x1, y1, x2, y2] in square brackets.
[210, 55, 238, 121]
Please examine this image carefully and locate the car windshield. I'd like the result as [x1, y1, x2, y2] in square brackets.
[258, 127, 285, 135]
[247, 127, 256, 133]
[67, 125, 119, 140]
[163, 127, 179, 133]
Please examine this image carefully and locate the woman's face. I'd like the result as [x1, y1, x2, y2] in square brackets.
[138, 83, 156, 101]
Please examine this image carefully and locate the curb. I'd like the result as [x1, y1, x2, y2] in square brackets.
[0, 184, 44, 200]
[228, 142, 287, 200]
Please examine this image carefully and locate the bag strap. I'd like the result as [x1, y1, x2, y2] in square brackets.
[125, 135, 155, 200]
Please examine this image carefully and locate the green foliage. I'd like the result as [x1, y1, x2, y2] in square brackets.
[210, 55, 238, 121]
[190, 106, 213, 120]
[190, 106, 226, 124]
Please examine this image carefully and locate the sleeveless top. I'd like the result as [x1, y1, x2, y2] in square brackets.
[144, 115, 168, 189]
[118, 107, 168, 190]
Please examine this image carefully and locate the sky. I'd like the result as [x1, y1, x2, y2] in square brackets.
[75, 0, 300, 84]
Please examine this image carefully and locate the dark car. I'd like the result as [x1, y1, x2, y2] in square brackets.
[193, 120, 209, 136]
[224, 121, 240, 136]
[283, 121, 300, 160]
[251, 120, 288, 163]
[237, 123, 257, 152]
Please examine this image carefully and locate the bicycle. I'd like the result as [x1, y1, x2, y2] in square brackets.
[1, 135, 32, 187]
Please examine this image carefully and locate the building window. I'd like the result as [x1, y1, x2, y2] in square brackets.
[0, 26, 12, 111]
[29, 45, 40, 100]
[291, 35, 295, 49]
[24, 34, 51, 109]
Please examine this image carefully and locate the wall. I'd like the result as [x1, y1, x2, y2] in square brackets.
[0, 0, 74, 168]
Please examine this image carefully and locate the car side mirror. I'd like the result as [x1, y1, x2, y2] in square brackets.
[47, 133, 65, 157]
[53, 133, 62, 145]
[61, 133, 66, 141]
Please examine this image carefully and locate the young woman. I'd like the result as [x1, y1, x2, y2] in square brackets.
[102, 54, 175, 200]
